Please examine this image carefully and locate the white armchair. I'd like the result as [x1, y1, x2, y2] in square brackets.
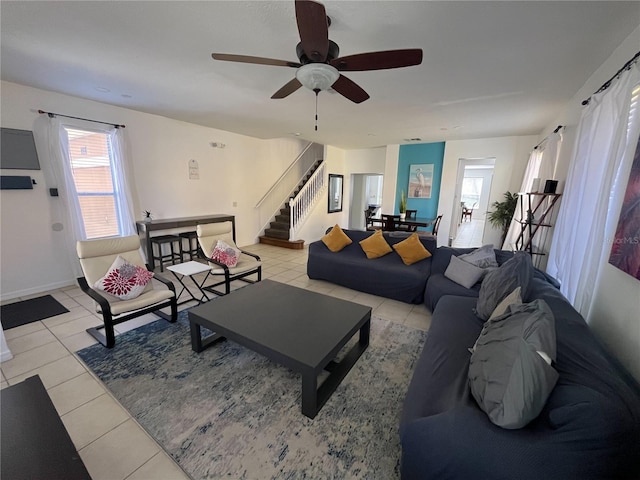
[196, 221, 262, 296]
[76, 235, 177, 348]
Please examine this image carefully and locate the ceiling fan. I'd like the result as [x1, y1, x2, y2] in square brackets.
[211, 0, 423, 105]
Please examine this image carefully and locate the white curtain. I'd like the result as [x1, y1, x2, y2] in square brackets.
[108, 127, 137, 237]
[501, 132, 562, 250]
[41, 116, 137, 277]
[45, 117, 87, 277]
[547, 62, 640, 317]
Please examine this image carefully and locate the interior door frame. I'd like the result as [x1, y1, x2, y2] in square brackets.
[449, 157, 495, 245]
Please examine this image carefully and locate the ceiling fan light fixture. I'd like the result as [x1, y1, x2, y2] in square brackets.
[296, 63, 339, 92]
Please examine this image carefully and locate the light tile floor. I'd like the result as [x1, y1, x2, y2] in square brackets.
[1, 243, 432, 480]
[452, 218, 486, 248]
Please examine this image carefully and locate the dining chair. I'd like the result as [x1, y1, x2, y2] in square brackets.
[381, 214, 400, 231]
[461, 202, 477, 222]
[364, 208, 380, 231]
[432, 214, 443, 235]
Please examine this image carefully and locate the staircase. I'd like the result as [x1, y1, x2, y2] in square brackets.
[259, 159, 324, 249]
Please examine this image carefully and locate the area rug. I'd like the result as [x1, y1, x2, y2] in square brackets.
[0, 295, 69, 329]
[77, 311, 427, 479]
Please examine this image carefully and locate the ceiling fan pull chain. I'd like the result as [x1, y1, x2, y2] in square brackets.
[314, 88, 320, 131]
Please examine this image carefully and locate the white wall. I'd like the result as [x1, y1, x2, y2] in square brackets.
[438, 135, 538, 247]
[0, 81, 309, 299]
[540, 26, 640, 380]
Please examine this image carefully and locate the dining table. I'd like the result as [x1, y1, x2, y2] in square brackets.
[370, 215, 436, 232]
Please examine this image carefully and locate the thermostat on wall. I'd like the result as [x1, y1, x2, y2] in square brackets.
[189, 159, 199, 180]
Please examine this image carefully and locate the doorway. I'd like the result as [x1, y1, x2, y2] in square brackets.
[349, 174, 383, 230]
[449, 158, 495, 247]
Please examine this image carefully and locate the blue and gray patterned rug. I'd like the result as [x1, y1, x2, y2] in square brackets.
[77, 310, 427, 479]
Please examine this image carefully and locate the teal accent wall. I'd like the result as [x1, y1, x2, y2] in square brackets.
[396, 142, 445, 220]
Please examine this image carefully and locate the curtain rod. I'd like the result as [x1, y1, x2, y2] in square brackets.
[533, 125, 563, 150]
[37, 109, 125, 128]
[581, 50, 640, 106]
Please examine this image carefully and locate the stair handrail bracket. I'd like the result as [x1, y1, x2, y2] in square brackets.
[289, 162, 327, 239]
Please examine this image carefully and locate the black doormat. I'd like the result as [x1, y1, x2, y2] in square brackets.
[1, 295, 69, 330]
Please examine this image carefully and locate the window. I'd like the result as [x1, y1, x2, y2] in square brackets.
[65, 128, 121, 239]
[461, 177, 482, 208]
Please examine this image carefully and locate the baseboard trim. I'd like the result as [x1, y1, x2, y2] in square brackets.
[1, 279, 77, 303]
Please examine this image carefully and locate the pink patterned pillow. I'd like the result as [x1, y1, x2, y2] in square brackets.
[210, 240, 240, 267]
[94, 255, 154, 300]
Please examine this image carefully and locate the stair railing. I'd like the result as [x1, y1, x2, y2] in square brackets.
[255, 142, 323, 235]
[289, 161, 326, 239]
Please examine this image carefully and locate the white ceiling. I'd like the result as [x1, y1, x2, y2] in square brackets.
[2, 1, 639, 149]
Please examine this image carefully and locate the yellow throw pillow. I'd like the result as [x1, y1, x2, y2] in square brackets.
[321, 225, 352, 252]
[393, 233, 432, 265]
[359, 230, 393, 259]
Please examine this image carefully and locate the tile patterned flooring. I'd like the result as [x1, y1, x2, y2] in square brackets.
[1, 243, 432, 480]
[452, 218, 486, 248]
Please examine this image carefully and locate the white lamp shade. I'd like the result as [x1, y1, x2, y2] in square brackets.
[295, 63, 340, 91]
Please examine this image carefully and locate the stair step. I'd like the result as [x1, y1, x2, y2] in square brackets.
[280, 207, 290, 215]
[275, 214, 289, 223]
[264, 228, 290, 240]
[269, 221, 289, 231]
[259, 236, 305, 250]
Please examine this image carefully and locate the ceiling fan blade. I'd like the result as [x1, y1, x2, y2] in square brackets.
[271, 78, 303, 99]
[331, 75, 370, 104]
[212, 53, 301, 68]
[295, 0, 329, 62]
[331, 49, 423, 71]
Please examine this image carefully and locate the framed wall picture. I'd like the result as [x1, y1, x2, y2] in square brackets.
[408, 164, 433, 198]
[609, 132, 640, 280]
[328, 174, 343, 213]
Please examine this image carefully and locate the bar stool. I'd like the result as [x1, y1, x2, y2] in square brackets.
[179, 231, 199, 261]
[150, 235, 182, 272]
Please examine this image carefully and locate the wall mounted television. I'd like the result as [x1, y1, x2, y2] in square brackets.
[1, 128, 41, 170]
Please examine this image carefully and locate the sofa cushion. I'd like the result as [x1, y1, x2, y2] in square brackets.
[468, 299, 559, 429]
[359, 230, 393, 259]
[392, 232, 432, 265]
[444, 255, 486, 288]
[475, 252, 534, 321]
[489, 286, 522, 321]
[458, 244, 499, 269]
[321, 224, 352, 252]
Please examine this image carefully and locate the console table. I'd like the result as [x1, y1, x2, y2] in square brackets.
[136, 214, 235, 270]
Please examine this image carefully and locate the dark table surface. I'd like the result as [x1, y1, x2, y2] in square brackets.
[1, 375, 92, 480]
[188, 280, 371, 371]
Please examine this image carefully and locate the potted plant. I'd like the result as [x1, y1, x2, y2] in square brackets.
[399, 190, 407, 220]
[142, 210, 153, 222]
[487, 192, 518, 246]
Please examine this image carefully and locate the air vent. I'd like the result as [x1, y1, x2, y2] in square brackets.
[403, 138, 422, 142]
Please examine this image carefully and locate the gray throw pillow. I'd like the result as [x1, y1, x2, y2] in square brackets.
[468, 299, 558, 429]
[475, 252, 534, 321]
[444, 255, 486, 289]
[458, 244, 499, 269]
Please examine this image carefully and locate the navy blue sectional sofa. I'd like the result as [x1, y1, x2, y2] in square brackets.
[307, 229, 436, 304]
[401, 274, 640, 479]
[308, 236, 640, 479]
